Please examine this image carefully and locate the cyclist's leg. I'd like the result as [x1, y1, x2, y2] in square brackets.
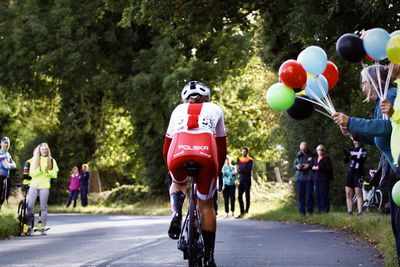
[168, 177, 187, 240]
[345, 186, 354, 214]
[196, 165, 218, 267]
[198, 196, 216, 267]
[355, 186, 363, 214]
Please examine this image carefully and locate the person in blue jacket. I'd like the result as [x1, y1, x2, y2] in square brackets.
[333, 64, 396, 172]
[0, 137, 17, 210]
[333, 63, 399, 262]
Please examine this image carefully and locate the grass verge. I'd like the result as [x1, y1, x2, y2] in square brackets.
[0, 206, 19, 239]
[245, 182, 396, 267]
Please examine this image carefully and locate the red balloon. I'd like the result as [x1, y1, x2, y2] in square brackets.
[322, 61, 339, 90]
[365, 53, 374, 62]
[278, 60, 307, 89]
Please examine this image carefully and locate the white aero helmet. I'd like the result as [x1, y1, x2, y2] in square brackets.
[181, 81, 210, 101]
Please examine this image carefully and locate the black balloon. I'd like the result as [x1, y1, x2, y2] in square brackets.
[336, 33, 366, 63]
[286, 96, 314, 120]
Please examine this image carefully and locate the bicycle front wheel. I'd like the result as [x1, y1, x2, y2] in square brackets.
[17, 200, 25, 236]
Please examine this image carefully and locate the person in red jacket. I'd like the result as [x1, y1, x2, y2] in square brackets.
[163, 81, 227, 267]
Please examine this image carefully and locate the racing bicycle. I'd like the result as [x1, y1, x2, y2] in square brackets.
[178, 161, 204, 267]
[13, 183, 33, 236]
[353, 176, 383, 212]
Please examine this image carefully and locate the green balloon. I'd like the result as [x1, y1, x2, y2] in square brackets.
[387, 35, 400, 64]
[392, 181, 400, 207]
[266, 82, 295, 111]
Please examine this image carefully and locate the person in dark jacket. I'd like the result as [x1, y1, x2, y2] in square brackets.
[236, 147, 253, 218]
[344, 141, 367, 216]
[312, 144, 333, 213]
[294, 142, 314, 215]
[80, 163, 90, 207]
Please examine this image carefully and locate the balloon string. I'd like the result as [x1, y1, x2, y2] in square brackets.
[365, 70, 383, 99]
[296, 95, 333, 115]
[300, 89, 332, 114]
[316, 76, 336, 114]
[314, 108, 332, 118]
[375, 61, 384, 98]
[384, 63, 394, 100]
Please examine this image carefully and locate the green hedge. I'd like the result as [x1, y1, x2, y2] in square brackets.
[105, 185, 149, 205]
[0, 212, 19, 239]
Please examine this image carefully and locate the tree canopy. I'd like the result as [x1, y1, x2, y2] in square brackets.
[0, 0, 398, 203]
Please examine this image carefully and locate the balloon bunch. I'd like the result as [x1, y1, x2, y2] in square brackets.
[266, 46, 338, 119]
[337, 28, 400, 102]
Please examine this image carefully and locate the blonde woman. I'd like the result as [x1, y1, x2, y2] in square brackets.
[26, 143, 59, 236]
[332, 64, 396, 172]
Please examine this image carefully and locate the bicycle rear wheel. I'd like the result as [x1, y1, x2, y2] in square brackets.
[188, 198, 200, 266]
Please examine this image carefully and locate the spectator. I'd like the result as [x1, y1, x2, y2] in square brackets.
[380, 64, 400, 264]
[236, 146, 253, 218]
[222, 156, 237, 218]
[66, 166, 80, 208]
[343, 141, 367, 216]
[293, 141, 313, 215]
[0, 137, 16, 211]
[312, 144, 333, 213]
[80, 163, 90, 207]
[26, 143, 59, 236]
[333, 64, 399, 262]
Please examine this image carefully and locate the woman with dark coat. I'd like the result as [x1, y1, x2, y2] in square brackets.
[312, 144, 333, 213]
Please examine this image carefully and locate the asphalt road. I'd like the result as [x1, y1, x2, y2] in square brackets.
[0, 214, 383, 267]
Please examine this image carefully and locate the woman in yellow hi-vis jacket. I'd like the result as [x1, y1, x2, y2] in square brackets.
[26, 143, 59, 236]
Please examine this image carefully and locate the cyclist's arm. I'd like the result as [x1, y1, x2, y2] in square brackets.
[215, 107, 227, 172]
[163, 136, 172, 164]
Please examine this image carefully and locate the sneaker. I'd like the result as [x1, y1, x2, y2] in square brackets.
[26, 227, 32, 236]
[168, 213, 182, 240]
[225, 213, 229, 219]
[231, 212, 235, 218]
[41, 229, 47, 235]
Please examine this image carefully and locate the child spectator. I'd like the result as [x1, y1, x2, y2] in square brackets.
[66, 166, 80, 208]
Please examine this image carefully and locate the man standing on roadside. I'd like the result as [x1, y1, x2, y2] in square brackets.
[294, 141, 313, 216]
[237, 146, 253, 218]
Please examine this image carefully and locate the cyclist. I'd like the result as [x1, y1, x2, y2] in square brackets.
[163, 81, 227, 267]
[343, 140, 367, 216]
[26, 143, 59, 236]
[0, 136, 17, 211]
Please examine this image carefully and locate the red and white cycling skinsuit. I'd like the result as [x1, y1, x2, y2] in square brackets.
[163, 102, 227, 200]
